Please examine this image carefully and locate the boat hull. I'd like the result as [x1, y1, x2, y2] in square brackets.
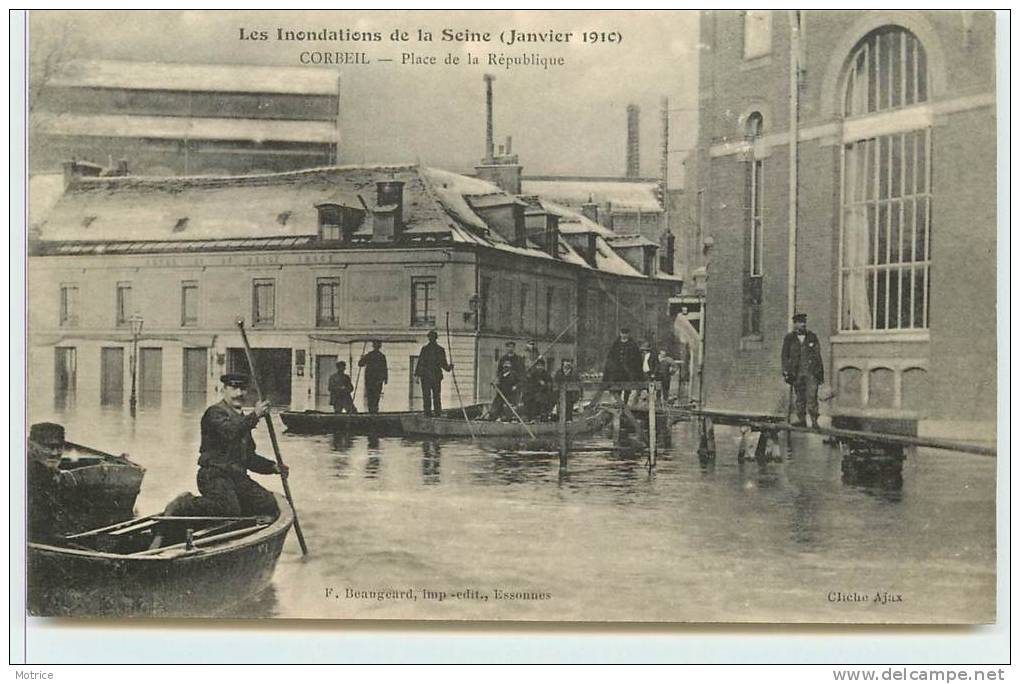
[27, 495, 293, 618]
[400, 410, 611, 438]
[280, 404, 486, 435]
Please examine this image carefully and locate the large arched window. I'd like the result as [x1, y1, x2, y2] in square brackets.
[839, 26, 931, 332]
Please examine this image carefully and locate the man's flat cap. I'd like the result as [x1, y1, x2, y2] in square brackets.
[427, 330, 439, 338]
[792, 312, 808, 322]
[220, 373, 251, 388]
[29, 422, 65, 446]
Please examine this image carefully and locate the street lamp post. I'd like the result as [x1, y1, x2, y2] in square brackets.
[129, 313, 144, 417]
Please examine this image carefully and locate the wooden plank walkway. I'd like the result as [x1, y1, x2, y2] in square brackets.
[686, 408, 996, 458]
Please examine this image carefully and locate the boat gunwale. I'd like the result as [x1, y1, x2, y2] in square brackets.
[28, 493, 294, 562]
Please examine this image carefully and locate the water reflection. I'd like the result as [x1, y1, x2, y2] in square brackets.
[421, 440, 441, 485]
[331, 432, 353, 452]
[27, 400, 996, 622]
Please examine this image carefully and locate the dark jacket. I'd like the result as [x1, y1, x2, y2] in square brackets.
[523, 367, 555, 413]
[781, 330, 825, 382]
[328, 372, 354, 404]
[27, 451, 63, 542]
[198, 400, 277, 476]
[496, 363, 522, 395]
[603, 337, 642, 382]
[414, 341, 452, 383]
[358, 350, 388, 385]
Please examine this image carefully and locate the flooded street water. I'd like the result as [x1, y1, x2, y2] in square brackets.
[33, 401, 996, 623]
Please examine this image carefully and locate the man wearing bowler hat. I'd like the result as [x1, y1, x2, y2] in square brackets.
[781, 313, 825, 428]
[164, 373, 287, 518]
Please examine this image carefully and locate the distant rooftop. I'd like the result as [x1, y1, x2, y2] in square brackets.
[49, 59, 340, 96]
[521, 176, 663, 214]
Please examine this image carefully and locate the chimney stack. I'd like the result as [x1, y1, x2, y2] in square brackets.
[62, 159, 103, 189]
[484, 74, 495, 163]
[581, 195, 600, 225]
[476, 75, 523, 194]
[626, 104, 641, 178]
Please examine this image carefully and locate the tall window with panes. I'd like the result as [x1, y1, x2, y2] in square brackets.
[411, 276, 436, 327]
[839, 26, 930, 332]
[252, 278, 276, 327]
[316, 278, 340, 327]
[180, 281, 198, 327]
[115, 282, 132, 327]
[59, 283, 78, 327]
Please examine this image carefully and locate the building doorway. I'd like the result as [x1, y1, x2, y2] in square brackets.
[54, 347, 76, 408]
[227, 347, 292, 406]
[100, 347, 124, 406]
[315, 354, 338, 410]
[182, 348, 208, 410]
[139, 347, 163, 409]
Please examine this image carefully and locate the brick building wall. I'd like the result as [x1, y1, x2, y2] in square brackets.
[694, 10, 996, 435]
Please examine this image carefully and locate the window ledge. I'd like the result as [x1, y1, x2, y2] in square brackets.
[832, 330, 930, 344]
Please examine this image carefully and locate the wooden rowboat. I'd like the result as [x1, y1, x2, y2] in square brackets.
[400, 409, 612, 438]
[53, 441, 146, 534]
[279, 403, 487, 435]
[27, 494, 293, 617]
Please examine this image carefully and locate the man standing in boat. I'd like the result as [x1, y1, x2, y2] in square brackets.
[357, 340, 388, 414]
[414, 330, 453, 417]
[164, 374, 286, 518]
[328, 360, 357, 414]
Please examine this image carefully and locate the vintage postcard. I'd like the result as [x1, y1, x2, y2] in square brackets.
[20, 9, 998, 625]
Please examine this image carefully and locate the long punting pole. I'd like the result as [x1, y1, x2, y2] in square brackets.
[236, 319, 309, 556]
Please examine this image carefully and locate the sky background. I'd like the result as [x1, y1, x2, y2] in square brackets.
[29, 10, 700, 186]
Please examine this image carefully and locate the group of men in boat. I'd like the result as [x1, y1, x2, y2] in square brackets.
[485, 340, 583, 423]
[325, 327, 686, 422]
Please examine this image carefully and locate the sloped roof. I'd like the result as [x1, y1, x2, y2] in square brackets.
[37, 165, 450, 242]
[50, 59, 340, 96]
[537, 200, 644, 277]
[34, 164, 652, 280]
[521, 177, 663, 214]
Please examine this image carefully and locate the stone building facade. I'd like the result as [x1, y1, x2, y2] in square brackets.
[692, 10, 996, 438]
[29, 164, 676, 413]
